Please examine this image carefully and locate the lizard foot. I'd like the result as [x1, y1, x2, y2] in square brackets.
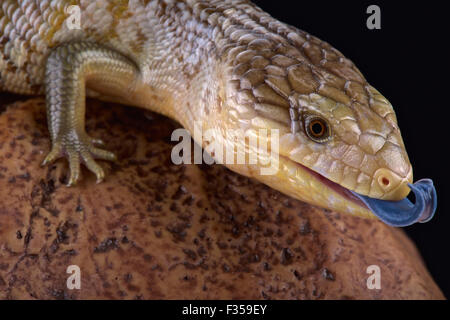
[41, 131, 117, 186]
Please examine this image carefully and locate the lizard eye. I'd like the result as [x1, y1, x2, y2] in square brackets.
[304, 115, 331, 143]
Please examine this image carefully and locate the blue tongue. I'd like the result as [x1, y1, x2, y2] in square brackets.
[350, 179, 437, 227]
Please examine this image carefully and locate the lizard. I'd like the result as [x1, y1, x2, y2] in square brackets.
[0, 0, 437, 226]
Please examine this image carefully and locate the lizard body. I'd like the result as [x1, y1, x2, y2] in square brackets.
[0, 0, 437, 226]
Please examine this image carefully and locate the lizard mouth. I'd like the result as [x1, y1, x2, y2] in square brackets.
[294, 160, 437, 227]
[294, 161, 368, 209]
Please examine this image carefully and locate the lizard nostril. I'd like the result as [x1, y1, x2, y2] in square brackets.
[371, 168, 407, 199]
[371, 164, 414, 200]
[377, 175, 392, 190]
[381, 177, 390, 186]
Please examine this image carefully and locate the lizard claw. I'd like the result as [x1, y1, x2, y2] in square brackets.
[91, 138, 106, 147]
[41, 143, 62, 166]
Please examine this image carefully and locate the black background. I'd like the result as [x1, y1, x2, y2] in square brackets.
[252, 0, 450, 297]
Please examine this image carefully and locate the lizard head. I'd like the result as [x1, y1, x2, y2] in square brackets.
[216, 30, 436, 226]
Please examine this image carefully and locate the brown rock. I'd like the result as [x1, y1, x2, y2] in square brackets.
[0, 97, 444, 299]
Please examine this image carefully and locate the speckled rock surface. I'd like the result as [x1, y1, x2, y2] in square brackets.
[0, 97, 444, 299]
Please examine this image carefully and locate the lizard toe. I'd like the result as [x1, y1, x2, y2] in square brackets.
[66, 149, 81, 187]
[81, 150, 106, 184]
[41, 143, 62, 166]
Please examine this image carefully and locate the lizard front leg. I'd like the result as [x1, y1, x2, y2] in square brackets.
[42, 41, 141, 186]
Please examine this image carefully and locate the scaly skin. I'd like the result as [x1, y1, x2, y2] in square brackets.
[0, 0, 413, 219]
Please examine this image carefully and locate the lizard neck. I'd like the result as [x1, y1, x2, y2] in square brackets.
[132, 0, 292, 131]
